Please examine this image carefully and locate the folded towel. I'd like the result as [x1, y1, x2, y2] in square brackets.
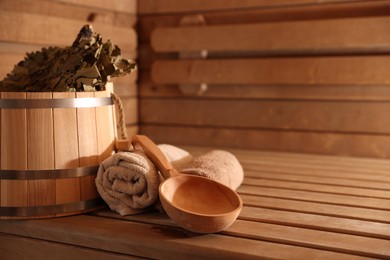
[96, 143, 243, 215]
[179, 150, 244, 190]
[95, 145, 192, 215]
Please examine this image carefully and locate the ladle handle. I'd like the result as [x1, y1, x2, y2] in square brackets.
[132, 135, 179, 179]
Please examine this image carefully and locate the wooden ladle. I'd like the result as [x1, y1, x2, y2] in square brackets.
[132, 135, 243, 233]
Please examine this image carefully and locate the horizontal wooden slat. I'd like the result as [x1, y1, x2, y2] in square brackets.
[140, 98, 390, 134]
[139, 72, 390, 101]
[151, 57, 390, 85]
[140, 125, 390, 158]
[185, 145, 390, 169]
[0, 233, 139, 260]
[233, 148, 390, 168]
[243, 162, 390, 181]
[0, 10, 136, 52]
[138, 0, 370, 14]
[244, 176, 390, 196]
[0, 215, 361, 259]
[0, 0, 136, 28]
[139, 1, 390, 43]
[239, 185, 390, 211]
[152, 16, 390, 54]
[241, 194, 390, 224]
[93, 210, 390, 258]
[244, 171, 390, 190]
[245, 177, 390, 199]
[52, 0, 137, 14]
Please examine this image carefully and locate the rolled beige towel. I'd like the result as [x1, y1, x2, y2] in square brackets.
[179, 150, 244, 190]
[95, 145, 192, 215]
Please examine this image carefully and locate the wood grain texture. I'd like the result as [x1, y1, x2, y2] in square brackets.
[76, 92, 99, 201]
[53, 92, 80, 206]
[0, 10, 136, 52]
[151, 57, 390, 85]
[95, 90, 115, 161]
[0, 214, 370, 260]
[52, 0, 137, 14]
[0, 233, 140, 260]
[1, 148, 390, 258]
[152, 16, 390, 54]
[0, 0, 136, 28]
[0, 92, 28, 209]
[140, 98, 390, 134]
[139, 77, 390, 101]
[138, 0, 390, 157]
[26, 92, 55, 211]
[139, 1, 390, 43]
[140, 125, 390, 158]
[138, 0, 368, 14]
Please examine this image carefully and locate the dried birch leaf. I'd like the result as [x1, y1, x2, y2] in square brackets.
[0, 24, 137, 92]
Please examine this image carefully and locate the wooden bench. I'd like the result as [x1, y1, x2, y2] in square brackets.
[0, 147, 390, 259]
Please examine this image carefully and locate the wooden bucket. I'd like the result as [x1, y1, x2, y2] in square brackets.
[0, 88, 117, 219]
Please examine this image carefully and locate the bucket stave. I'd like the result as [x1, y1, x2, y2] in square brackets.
[0, 88, 116, 219]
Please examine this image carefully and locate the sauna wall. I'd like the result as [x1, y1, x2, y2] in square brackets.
[138, 0, 390, 158]
[0, 0, 138, 137]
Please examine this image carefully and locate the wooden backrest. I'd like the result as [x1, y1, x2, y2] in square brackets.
[138, 0, 390, 158]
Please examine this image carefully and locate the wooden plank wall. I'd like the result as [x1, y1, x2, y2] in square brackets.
[138, 0, 390, 158]
[0, 0, 138, 137]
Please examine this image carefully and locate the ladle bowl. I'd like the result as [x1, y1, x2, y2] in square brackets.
[133, 135, 243, 233]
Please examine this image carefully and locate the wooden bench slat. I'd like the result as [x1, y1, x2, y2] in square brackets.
[236, 151, 390, 170]
[152, 16, 390, 54]
[0, 233, 140, 260]
[226, 220, 390, 259]
[244, 178, 390, 199]
[243, 163, 390, 182]
[242, 159, 390, 177]
[151, 57, 390, 85]
[244, 171, 390, 190]
[241, 194, 390, 224]
[0, 214, 364, 260]
[239, 206, 390, 240]
[92, 209, 390, 258]
[239, 185, 390, 211]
